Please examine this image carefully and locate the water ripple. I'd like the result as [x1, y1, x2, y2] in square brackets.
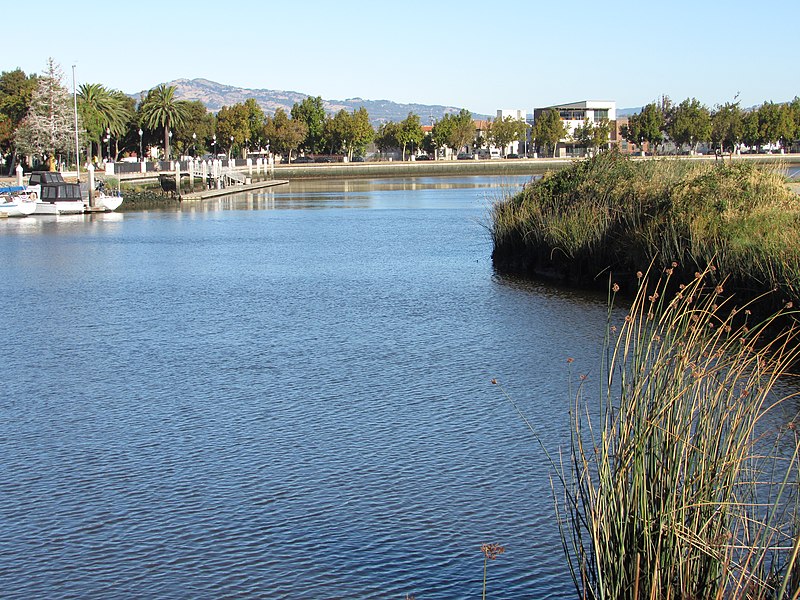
[0, 177, 598, 598]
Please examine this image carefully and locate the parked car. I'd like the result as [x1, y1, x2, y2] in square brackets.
[505, 153, 520, 159]
[314, 156, 334, 163]
[415, 154, 431, 160]
[293, 156, 314, 164]
[351, 156, 365, 162]
[457, 153, 474, 160]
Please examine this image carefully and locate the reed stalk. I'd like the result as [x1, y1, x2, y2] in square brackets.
[553, 268, 800, 599]
[481, 543, 505, 599]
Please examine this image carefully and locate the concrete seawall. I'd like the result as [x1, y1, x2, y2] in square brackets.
[270, 158, 572, 179]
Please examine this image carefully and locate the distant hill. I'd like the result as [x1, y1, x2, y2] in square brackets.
[136, 78, 489, 126]
[616, 106, 642, 117]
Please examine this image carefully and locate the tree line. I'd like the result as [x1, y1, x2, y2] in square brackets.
[4, 59, 797, 173]
[0, 60, 543, 171]
[375, 109, 533, 159]
[0, 60, 381, 171]
[621, 95, 800, 155]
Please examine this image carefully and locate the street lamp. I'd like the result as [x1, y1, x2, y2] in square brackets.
[524, 122, 531, 158]
[230, 136, 234, 161]
[138, 128, 143, 161]
[212, 134, 217, 157]
[192, 132, 197, 157]
[168, 130, 173, 160]
[105, 127, 111, 162]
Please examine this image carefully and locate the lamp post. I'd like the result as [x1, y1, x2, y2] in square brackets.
[192, 132, 197, 157]
[212, 134, 216, 157]
[168, 130, 172, 161]
[230, 136, 234, 161]
[524, 122, 530, 158]
[105, 127, 111, 162]
[138, 128, 143, 161]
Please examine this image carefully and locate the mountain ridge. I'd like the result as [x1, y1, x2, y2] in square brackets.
[137, 78, 490, 125]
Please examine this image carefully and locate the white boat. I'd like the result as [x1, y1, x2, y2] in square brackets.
[93, 181, 123, 211]
[97, 192, 123, 212]
[33, 201, 85, 215]
[0, 187, 37, 217]
[33, 180, 86, 215]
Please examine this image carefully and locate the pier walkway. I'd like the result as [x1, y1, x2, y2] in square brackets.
[179, 179, 288, 201]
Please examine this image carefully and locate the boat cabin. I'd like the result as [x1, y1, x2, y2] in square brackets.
[28, 172, 66, 186]
[39, 182, 82, 202]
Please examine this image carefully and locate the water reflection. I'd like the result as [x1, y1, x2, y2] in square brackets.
[174, 175, 534, 212]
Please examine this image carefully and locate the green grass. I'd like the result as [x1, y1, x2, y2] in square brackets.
[493, 152, 800, 596]
[490, 151, 800, 312]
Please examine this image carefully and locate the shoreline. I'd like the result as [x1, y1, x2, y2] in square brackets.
[4, 153, 797, 187]
[135, 153, 800, 182]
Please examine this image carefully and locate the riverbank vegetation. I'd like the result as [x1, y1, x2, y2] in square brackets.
[491, 150, 800, 315]
[492, 149, 800, 597]
[551, 268, 800, 599]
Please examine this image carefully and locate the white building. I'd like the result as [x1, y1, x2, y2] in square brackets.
[532, 100, 617, 157]
[496, 109, 528, 156]
[497, 109, 527, 122]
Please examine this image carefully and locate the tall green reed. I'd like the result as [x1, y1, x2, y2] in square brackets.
[555, 268, 800, 599]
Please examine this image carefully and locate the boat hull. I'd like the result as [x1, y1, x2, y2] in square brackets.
[0, 200, 36, 217]
[98, 194, 123, 212]
[35, 201, 85, 215]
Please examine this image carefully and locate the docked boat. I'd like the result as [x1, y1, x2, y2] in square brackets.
[97, 192, 123, 212]
[0, 186, 37, 216]
[26, 171, 83, 215]
[93, 180, 123, 212]
[33, 180, 86, 215]
[26, 171, 123, 214]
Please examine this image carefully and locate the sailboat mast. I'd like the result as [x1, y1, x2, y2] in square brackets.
[72, 65, 80, 183]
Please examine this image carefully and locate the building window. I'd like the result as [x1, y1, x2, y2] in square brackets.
[559, 109, 586, 121]
[593, 109, 609, 121]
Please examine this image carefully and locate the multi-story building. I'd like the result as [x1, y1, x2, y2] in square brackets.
[532, 100, 617, 157]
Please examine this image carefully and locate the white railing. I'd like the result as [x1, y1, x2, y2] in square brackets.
[188, 160, 248, 188]
[222, 168, 246, 186]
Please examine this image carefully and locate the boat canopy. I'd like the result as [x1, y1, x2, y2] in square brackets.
[0, 186, 26, 194]
[28, 172, 65, 185]
[40, 183, 82, 201]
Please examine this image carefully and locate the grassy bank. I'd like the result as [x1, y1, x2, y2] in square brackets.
[490, 151, 800, 314]
[491, 152, 800, 597]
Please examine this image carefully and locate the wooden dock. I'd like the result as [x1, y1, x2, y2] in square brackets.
[179, 179, 288, 201]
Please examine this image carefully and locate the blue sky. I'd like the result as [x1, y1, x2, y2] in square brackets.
[7, 0, 797, 114]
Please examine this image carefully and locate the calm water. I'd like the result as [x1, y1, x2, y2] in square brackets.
[1, 176, 618, 599]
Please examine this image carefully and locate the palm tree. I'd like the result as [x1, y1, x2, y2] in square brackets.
[78, 83, 132, 161]
[140, 84, 189, 160]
